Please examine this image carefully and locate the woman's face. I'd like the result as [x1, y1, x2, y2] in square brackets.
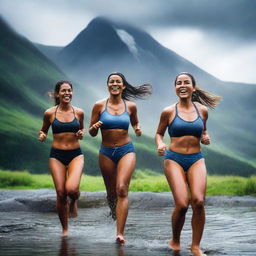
[57, 83, 73, 103]
[175, 74, 195, 99]
[107, 75, 126, 96]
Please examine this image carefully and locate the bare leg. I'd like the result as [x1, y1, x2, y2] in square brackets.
[99, 153, 118, 219]
[115, 152, 136, 244]
[164, 159, 189, 251]
[49, 158, 68, 236]
[187, 159, 207, 256]
[66, 155, 84, 218]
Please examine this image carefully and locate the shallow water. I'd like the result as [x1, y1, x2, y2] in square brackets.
[0, 205, 256, 256]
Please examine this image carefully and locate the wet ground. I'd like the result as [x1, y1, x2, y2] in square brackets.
[0, 191, 255, 256]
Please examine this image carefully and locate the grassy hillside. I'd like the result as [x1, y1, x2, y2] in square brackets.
[1, 17, 256, 176]
[1, 170, 256, 196]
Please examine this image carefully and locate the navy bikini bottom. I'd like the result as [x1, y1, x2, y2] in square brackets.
[164, 150, 203, 172]
[99, 142, 135, 163]
[50, 147, 83, 166]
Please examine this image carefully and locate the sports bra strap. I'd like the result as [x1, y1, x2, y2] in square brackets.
[104, 99, 109, 110]
[54, 105, 59, 118]
[105, 99, 127, 112]
[54, 105, 76, 118]
[71, 106, 76, 118]
[175, 103, 178, 116]
[123, 99, 127, 111]
[192, 102, 201, 117]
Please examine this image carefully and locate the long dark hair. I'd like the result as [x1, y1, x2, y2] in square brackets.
[107, 72, 152, 101]
[49, 80, 73, 105]
[174, 72, 222, 109]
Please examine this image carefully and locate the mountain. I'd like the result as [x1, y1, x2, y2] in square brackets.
[1, 16, 255, 176]
[0, 17, 165, 175]
[39, 17, 256, 170]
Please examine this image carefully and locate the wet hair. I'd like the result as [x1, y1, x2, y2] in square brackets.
[49, 80, 73, 105]
[175, 72, 222, 109]
[107, 72, 152, 101]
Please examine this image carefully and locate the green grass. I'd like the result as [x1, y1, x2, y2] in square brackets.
[0, 170, 256, 196]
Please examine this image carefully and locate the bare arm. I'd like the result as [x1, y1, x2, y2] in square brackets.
[200, 106, 210, 145]
[129, 102, 141, 136]
[38, 110, 52, 142]
[76, 108, 85, 140]
[155, 109, 169, 156]
[88, 103, 103, 137]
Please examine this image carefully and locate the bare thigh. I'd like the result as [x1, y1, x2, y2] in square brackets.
[99, 153, 117, 195]
[116, 152, 136, 189]
[187, 159, 207, 200]
[66, 155, 84, 191]
[49, 158, 67, 192]
[164, 159, 189, 206]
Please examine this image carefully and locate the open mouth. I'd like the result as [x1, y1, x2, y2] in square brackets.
[179, 88, 187, 93]
[64, 95, 71, 100]
[111, 86, 120, 91]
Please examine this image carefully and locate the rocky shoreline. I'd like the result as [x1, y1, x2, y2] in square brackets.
[0, 189, 255, 212]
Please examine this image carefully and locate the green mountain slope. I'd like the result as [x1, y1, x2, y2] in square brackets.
[0, 17, 255, 176]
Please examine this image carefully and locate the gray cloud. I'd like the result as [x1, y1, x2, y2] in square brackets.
[1, 0, 255, 41]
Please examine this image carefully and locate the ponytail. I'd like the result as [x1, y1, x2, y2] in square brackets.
[107, 72, 152, 101]
[175, 72, 222, 109]
[192, 86, 222, 109]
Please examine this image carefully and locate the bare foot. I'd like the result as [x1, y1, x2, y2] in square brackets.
[169, 239, 180, 251]
[191, 246, 206, 256]
[69, 199, 78, 218]
[116, 235, 125, 244]
[62, 230, 69, 237]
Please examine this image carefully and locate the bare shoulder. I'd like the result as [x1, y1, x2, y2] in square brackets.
[194, 102, 208, 112]
[194, 102, 208, 118]
[73, 106, 84, 115]
[125, 100, 136, 109]
[44, 106, 56, 117]
[162, 104, 175, 116]
[95, 98, 106, 108]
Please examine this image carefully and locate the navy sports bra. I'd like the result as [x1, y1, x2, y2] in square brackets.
[99, 99, 130, 130]
[52, 106, 80, 134]
[168, 103, 204, 138]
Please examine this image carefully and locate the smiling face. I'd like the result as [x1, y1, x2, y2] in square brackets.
[107, 74, 126, 96]
[57, 83, 73, 104]
[175, 74, 195, 99]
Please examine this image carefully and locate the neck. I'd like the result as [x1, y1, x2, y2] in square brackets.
[178, 99, 193, 108]
[109, 95, 123, 104]
[58, 102, 71, 111]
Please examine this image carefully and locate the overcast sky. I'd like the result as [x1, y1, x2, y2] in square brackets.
[1, 0, 255, 84]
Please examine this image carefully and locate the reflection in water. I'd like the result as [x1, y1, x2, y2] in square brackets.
[59, 237, 77, 256]
[0, 206, 256, 256]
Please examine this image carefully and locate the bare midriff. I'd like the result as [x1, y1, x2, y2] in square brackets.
[101, 129, 131, 147]
[52, 133, 80, 150]
[169, 136, 201, 154]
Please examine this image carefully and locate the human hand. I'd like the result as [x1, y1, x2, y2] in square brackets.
[201, 134, 210, 145]
[90, 121, 103, 130]
[38, 131, 47, 142]
[76, 129, 84, 140]
[157, 143, 167, 156]
[135, 126, 142, 137]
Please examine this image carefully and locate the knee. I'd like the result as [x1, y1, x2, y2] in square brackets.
[116, 184, 128, 198]
[192, 197, 205, 210]
[175, 203, 189, 215]
[56, 190, 67, 201]
[66, 186, 80, 200]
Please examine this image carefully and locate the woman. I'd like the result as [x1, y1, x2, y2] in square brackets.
[38, 80, 85, 236]
[89, 72, 151, 244]
[155, 72, 221, 256]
